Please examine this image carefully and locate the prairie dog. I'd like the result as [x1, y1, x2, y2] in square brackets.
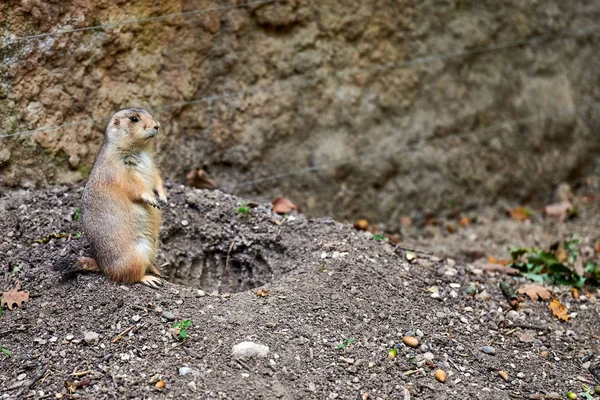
[76, 108, 166, 287]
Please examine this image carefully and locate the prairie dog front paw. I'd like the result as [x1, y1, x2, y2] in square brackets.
[141, 193, 160, 209]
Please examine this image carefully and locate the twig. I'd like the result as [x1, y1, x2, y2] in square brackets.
[404, 368, 424, 376]
[513, 324, 548, 331]
[111, 323, 147, 343]
[236, 359, 251, 371]
[111, 326, 135, 343]
[225, 240, 235, 271]
[394, 245, 433, 256]
[447, 357, 462, 372]
[15, 366, 47, 398]
[182, 346, 204, 359]
[71, 370, 93, 377]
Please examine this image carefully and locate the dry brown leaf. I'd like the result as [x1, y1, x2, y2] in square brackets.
[1, 282, 29, 310]
[400, 216, 412, 227]
[354, 219, 369, 231]
[544, 201, 573, 221]
[556, 248, 568, 263]
[549, 298, 570, 322]
[571, 288, 580, 299]
[517, 284, 552, 301]
[65, 381, 77, 394]
[186, 169, 217, 190]
[481, 263, 520, 275]
[487, 256, 512, 266]
[458, 217, 470, 227]
[272, 197, 297, 214]
[510, 207, 530, 221]
[256, 288, 270, 297]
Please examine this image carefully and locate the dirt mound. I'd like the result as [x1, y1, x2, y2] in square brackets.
[0, 185, 599, 399]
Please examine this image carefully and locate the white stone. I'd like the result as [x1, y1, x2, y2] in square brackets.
[83, 332, 99, 345]
[232, 341, 269, 359]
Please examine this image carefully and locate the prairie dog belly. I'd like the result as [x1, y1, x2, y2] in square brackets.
[132, 203, 159, 262]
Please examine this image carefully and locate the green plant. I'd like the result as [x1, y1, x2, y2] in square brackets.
[509, 246, 587, 288]
[372, 233, 388, 242]
[563, 235, 580, 263]
[336, 338, 355, 349]
[0, 347, 12, 357]
[73, 208, 82, 222]
[585, 261, 600, 285]
[172, 319, 192, 340]
[235, 202, 250, 215]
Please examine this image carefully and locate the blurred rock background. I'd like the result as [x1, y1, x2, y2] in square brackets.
[1, 0, 599, 224]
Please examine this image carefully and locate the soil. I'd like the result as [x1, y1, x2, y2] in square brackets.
[1, 182, 599, 399]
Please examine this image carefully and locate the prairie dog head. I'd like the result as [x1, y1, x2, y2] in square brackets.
[106, 108, 160, 148]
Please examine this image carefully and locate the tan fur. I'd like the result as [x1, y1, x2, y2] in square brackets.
[81, 108, 166, 287]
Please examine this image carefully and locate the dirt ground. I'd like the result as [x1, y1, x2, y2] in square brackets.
[1, 182, 599, 399]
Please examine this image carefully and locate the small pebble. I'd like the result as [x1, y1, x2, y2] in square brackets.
[132, 315, 142, 322]
[179, 367, 192, 376]
[162, 311, 175, 321]
[517, 372, 525, 379]
[481, 346, 496, 355]
[435, 369, 447, 383]
[232, 341, 269, 359]
[506, 310, 520, 321]
[83, 332, 99, 345]
[498, 370, 509, 381]
[402, 336, 419, 348]
[120, 353, 130, 361]
[197, 290, 206, 297]
[65, 334, 74, 341]
[187, 381, 197, 392]
[181, 220, 189, 226]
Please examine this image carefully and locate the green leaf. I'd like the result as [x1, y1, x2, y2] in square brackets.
[527, 251, 559, 267]
[179, 329, 188, 339]
[181, 320, 192, 329]
[372, 233, 388, 242]
[563, 235, 580, 263]
[585, 261, 600, 278]
[508, 247, 531, 260]
[235, 202, 251, 214]
[0, 347, 12, 357]
[336, 338, 356, 349]
[73, 208, 82, 222]
[521, 272, 549, 284]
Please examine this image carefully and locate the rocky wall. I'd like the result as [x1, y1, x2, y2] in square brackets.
[1, 0, 600, 223]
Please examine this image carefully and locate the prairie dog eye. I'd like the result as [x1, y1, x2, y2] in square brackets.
[129, 116, 139, 123]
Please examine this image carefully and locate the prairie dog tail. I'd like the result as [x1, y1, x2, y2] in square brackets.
[55, 255, 101, 276]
